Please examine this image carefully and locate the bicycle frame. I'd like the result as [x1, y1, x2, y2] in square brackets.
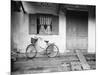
[31, 37, 51, 52]
[26, 37, 59, 58]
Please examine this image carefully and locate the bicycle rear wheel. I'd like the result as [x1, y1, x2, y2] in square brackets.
[26, 44, 37, 59]
[46, 44, 59, 57]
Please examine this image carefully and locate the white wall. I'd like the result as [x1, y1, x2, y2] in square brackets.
[11, 12, 30, 52]
[88, 8, 96, 53]
[12, 7, 96, 53]
[11, 10, 67, 53]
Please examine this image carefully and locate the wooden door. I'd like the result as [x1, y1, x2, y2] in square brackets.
[66, 10, 88, 52]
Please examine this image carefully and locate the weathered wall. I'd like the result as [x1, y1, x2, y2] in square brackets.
[22, 2, 58, 15]
[11, 12, 30, 52]
[88, 7, 96, 53]
[11, 8, 95, 53]
[11, 11, 66, 53]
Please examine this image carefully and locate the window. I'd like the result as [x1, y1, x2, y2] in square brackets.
[29, 14, 59, 35]
[37, 14, 52, 34]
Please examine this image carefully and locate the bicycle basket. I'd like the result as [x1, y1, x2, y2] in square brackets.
[31, 38, 38, 44]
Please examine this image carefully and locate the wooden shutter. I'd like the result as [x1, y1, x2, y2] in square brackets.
[29, 14, 37, 34]
[52, 16, 59, 35]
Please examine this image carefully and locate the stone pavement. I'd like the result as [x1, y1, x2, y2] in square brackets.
[11, 53, 96, 74]
[12, 55, 79, 74]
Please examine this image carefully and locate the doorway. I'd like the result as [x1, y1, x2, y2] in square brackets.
[66, 10, 88, 52]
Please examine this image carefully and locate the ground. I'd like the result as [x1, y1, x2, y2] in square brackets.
[11, 52, 96, 74]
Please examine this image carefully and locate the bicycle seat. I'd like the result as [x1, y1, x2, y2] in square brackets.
[44, 40, 49, 43]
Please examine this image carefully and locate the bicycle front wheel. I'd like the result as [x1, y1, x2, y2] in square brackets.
[26, 44, 37, 59]
[46, 44, 59, 57]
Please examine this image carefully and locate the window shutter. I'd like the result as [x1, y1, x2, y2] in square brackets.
[52, 16, 59, 35]
[29, 14, 37, 34]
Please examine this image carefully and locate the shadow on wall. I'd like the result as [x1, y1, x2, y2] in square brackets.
[11, 12, 30, 53]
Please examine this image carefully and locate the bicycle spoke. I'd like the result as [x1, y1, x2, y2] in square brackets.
[26, 44, 37, 58]
[46, 44, 59, 57]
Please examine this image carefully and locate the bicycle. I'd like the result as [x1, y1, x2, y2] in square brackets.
[26, 37, 59, 58]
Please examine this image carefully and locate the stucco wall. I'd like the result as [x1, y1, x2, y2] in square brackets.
[11, 8, 96, 53]
[88, 7, 96, 53]
[11, 11, 67, 53]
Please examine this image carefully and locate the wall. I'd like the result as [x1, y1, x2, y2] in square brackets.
[88, 7, 96, 53]
[11, 7, 96, 53]
[11, 12, 30, 52]
[11, 10, 66, 53]
[23, 2, 58, 15]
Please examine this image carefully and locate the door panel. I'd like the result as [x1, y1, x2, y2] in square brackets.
[66, 10, 88, 52]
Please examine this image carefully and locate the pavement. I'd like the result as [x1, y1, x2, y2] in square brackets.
[11, 53, 96, 74]
[11, 55, 79, 74]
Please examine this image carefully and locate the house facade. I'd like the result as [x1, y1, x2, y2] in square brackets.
[11, 1, 96, 54]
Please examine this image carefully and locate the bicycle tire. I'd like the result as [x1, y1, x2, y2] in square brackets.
[46, 44, 59, 58]
[26, 44, 37, 59]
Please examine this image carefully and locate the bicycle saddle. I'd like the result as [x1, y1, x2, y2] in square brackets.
[44, 40, 49, 43]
